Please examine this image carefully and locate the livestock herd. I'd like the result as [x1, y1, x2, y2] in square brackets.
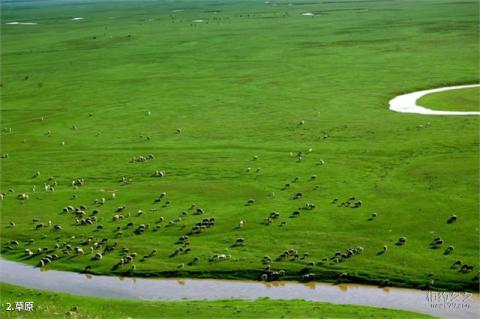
[0, 119, 477, 288]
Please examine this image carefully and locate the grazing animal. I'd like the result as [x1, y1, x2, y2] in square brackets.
[304, 203, 315, 210]
[92, 253, 103, 260]
[269, 212, 280, 219]
[460, 264, 474, 273]
[447, 214, 457, 223]
[153, 170, 165, 177]
[444, 245, 455, 255]
[17, 193, 29, 200]
[293, 192, 303, 199]
[235, 238, 245, 246]
[432, 237, 444, 248]
[397, 236, 407, 245]
[302, 273, 315, 281]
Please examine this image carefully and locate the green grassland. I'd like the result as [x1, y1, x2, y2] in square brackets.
[1, 0, 479, 293]
[417, 87, 479, 112]
[0, 283, 434, 319]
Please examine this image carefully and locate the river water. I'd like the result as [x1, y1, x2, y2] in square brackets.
[0, 258, 478, 319]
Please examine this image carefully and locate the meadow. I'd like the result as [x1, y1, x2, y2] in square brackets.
[1, 0, 479, 298]
[418, 87, 480, 112]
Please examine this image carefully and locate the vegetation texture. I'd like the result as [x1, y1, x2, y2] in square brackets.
[1, 0, 479, 293]
[417, 87, 479, 112]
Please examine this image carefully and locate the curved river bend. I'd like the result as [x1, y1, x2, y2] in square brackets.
[1, 258, 478, 319]
[389, 84, 480, 115]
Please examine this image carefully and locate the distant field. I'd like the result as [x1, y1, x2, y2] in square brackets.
[417, 87, 479, 112]
[0, 283, 434, 319]
[0, 0, 479, 293]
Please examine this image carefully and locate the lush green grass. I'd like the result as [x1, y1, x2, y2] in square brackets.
[417, 87, 479, 112]
[0, 283, 434, 319]
[1, 0, 479, 293]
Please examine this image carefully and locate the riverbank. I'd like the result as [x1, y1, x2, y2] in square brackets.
[1, 252, 478, 292]
[0, 283, 436, 319]
[1, 258, 479, 319]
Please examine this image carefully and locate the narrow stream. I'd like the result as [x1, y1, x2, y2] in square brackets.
[1, 258, 478, 319]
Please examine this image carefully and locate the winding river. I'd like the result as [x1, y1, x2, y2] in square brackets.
[1, 258, 479, 319]
[389, 84, 480, 115]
